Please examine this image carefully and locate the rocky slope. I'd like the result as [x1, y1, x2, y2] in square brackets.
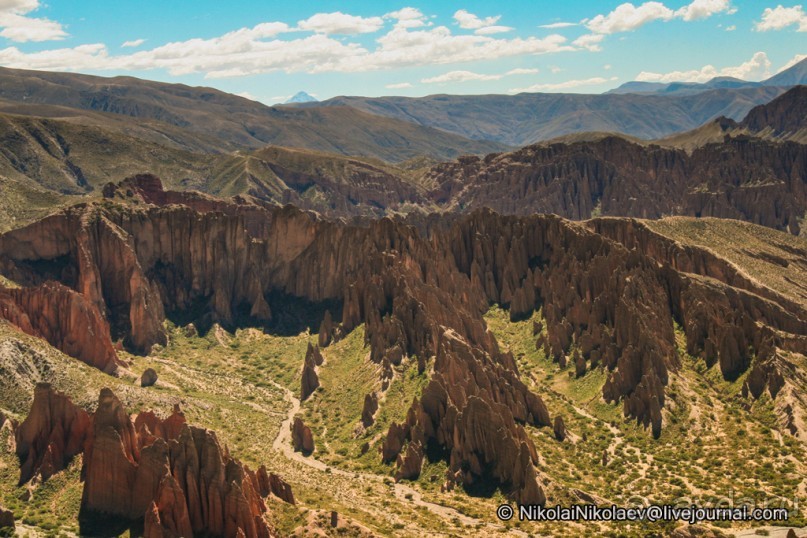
[1, 176, 804, 506]
[14, 383, 293, 537]
[425, 130, 807, 235]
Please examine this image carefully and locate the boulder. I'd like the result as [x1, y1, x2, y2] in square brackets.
[140, 368, 158, 387]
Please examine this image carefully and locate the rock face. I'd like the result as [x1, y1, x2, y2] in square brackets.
[425, 135, 807, 235]
[2, 175, 805, 506]
[140, 368, 158, 387]
[291, 418, 314, 454]
[16, 382, 91, 484]
[300, 345, 320, 401]
[361, 393, 378, 428]
[16, 384, 291, 538]
[553, 416, 566, 442]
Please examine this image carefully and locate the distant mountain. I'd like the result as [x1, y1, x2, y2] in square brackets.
[318, 87, 785, 146]
[765, 57, 807, 87]
[0, 67, 503, 163]
[610, 57, 807, 96]
[286, 91, 318, 104]
[658, 85, 807, 149]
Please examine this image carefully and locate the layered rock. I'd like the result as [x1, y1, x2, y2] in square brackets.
[16, 385, 291, 538]
[425, 135, 807, 235]
[291, 418, 314, 454]
[300, 345, 320, 401]
[16, 382, 91, 484]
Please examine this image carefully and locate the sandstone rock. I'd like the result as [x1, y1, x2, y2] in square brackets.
[553, 416, 566, 442]
[141, 368, 158, 387]
[17, 385, 279, 538]
[300, 354, 319, 402]
[256, 465, 295, 504]
[291, 417, 314, 454]
[395, 441, 424, 481]
[16, 383, 91, 484]
[318, 310, 334, 347]
[361, 393, 378, 428]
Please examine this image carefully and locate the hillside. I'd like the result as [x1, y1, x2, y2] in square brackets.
[0, 67, 505, 163]
[320, 86, 785, 146]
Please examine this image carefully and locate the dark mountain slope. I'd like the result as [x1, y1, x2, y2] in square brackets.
[0, 67, 504, 162]
[319, 87, 785, 146]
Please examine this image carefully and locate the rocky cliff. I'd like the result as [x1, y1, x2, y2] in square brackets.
[15, 383, 291, 537]
[1, 176, 804, 504]
[425, 135, 807, 235]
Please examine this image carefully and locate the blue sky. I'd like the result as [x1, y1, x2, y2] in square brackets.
[0, 0, 804, 103]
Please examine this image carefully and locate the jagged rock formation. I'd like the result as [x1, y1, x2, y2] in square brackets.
[15, 384, 292, 537]
[1, 176, 804, 505]
[361, 393, 378, 428]
[553, 416, 566, 442]
[16, 383, 91, 484]
[300, 344, 322, 401]
[426, 135, 807, 235]
[291, 418, 314, 454]
[0, 283, 121, 373]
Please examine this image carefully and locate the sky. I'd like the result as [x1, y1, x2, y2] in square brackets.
[0, 0, 804, 104]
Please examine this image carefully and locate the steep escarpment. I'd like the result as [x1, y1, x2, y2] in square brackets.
[426, 135, 807, 235]
[1, 176, 805, 504]
[15, 383, 292, 537]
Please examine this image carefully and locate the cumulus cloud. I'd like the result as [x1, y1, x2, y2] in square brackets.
[755, 4, 807, 31]
[0, 9, 580, 77]
[635, 51, 772, 82]
[453, 9, 512, 35]
[297, 11, 384, 34]
[675, 0, 732, 21]
[0, 0, 66, 42]
[453, 9, 500, 29]
[586, 2, 674, 34]
[572, 33, 605, 51]
[384, 7, 429, 29]
[509, 76, 616, 93]
[122, 38, 145, 48]
[586, 0, 733, 34]
[385, 82, 412, 89]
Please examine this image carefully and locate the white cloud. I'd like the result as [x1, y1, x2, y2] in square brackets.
[509, 76, 615, 93]
[384, 7, 428, 29]
[550, 65, 563, 73]
[586, 0, 733, 35]
[474, 25, 513, 35]
[675, 0, 732, 21]
[572, 33, 605, 51]
[725, 24, 736, 30]
[777, 53, 807, 72]
[539, 22, 578, 29]
[755, 4, 807, 32]
[0, 0, 67, 43]
[385, 82, 413, 89]
[422, 70, 501, 83]
[0, 9, 581, 77]
[453, 9, 500, 29]
[122, 38, 145, 48]
[635, 51, 772, 83]
[506, 67, 539, 75]
[297, 11, 384, 35]
[604, 63, 612, 70]
[587, 2, 674, 34]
